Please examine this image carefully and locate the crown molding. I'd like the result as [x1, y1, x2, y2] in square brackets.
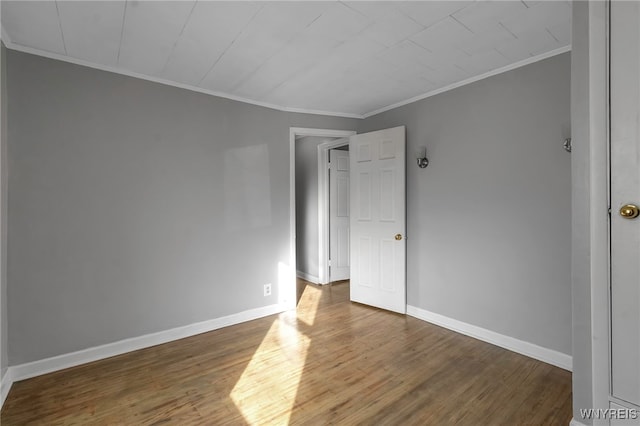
[2, 36, 571, 121]
[362, 45, 572, 118]
[2, 40, 365, 119]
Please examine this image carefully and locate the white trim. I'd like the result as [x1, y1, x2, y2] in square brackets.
[570, 0, 610, 417]
[317, 137, 350, 285]
[0, 304, 286, 410]
[406, 305, 573, 371]
[362, 45, 572, 118]
[8, 303, 284, 384]
[290, 128, 356, 139]
[0, 17, 7, 412]
[296, 270, 320, 284]
[0, 368, 13, 410]
[569, 418, 588, 426]
[290, 128, 356, 311]
[593, 0, 611, 415]
[2, 41, 363, 120]
[0, 18, 4, 412]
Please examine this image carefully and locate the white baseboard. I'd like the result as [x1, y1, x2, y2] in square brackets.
[296, 270, 320, 284]
[406, 305, 572, 371]
[0, 303, 572, 410]
[0, 368, 14, 409]
[8, 303, 285, 385]
[570, 418, 588, 426]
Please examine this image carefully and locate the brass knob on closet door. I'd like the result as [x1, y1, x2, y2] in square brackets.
[619, 204, 640, 219]
[395, 234, 403, 241]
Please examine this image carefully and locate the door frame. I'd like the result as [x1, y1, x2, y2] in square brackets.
[570, 0, 610, 420]
[318, 137, 350, 284]
[289, 128, 356, 307]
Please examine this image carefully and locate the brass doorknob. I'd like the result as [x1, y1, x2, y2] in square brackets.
[395, 234, 403, 241]
[619, 204, 640, 219]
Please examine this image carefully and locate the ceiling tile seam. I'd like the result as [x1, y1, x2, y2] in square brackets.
[414, 7, 467, 33]
[260, 39, 352, 101]
[343, 1, 434, 54]
[546, 28, 561, 44]
[116, 0, 128, 66]
[449, 14, 476, 36]
[260, 54, 332, 102]
[160, 0, 199, 77]
[54, 0, 68, 55]
[409, 17, 473, 59]
[454, 63, 469, 74]
[336, 11, 435, 83]
[499, 22, 519, 40]
[494, 48, 511, 62]
[407, 40, 438, 72]
[457, 46, 473, 57]
[520, 1, 530, 9]
[195, 3, 265, 88]
[362, 22, 420, 55]
[226, 8, 327, 95]
[361, 44, 571, 119]
[1, 40, 364, 119]
[456, 20, 519, 57]
[339, 1, 427, 47]
[394, 7, 427, 31]
[259, 18, 385, 102]
[336, 2, 368, 20]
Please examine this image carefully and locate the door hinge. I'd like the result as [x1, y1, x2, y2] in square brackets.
[328, 259, 332, 266]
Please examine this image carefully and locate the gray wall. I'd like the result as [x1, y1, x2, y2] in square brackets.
[294, 136, 324, 281]
[1, 43, 7, 378]
[358, 53, 572, 355]
[5, 46, 572, 366]
[6, 50, 357, 364]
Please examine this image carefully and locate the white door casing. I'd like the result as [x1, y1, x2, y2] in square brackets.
[610, 0, 640, 408]
[329, 149, 350, 281]
[349, 126, 406, 314]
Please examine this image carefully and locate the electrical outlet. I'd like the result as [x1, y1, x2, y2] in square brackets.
[264, 283, 272, 297]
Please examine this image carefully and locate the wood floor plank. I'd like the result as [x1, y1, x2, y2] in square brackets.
[1, 279, 572, 425]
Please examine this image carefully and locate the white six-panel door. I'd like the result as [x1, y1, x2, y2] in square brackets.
[611, 0, 640, 409]
[329, 149, 350, 281]
[349, 126, 406, 314]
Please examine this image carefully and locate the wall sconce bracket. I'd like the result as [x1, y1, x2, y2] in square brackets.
[417, 157, 429, 168]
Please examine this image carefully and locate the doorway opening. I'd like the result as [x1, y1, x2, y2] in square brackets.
[289, 128, 355, 306]
[318, 139, 350, 284]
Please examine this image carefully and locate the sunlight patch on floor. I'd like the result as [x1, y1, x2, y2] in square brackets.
[230, 284, 321, 424]
[296, 284, 322, 327]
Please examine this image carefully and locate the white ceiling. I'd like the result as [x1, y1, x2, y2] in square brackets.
[1, 1, 571, 118]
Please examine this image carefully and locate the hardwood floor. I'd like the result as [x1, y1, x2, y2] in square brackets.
[1, 279, 572, 425]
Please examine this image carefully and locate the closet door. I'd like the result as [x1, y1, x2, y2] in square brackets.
[610, 0, 640, 407]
